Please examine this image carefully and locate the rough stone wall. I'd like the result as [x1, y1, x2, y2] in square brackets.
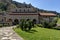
[6, 12, 39, 24]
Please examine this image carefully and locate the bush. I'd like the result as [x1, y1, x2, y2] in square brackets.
[43, 21, 49, 28]
[0, 24, 3, 27]
[28, 20, 33, 31]
[24, 20, 29, 31]
[37, 24, 43, 27]
[48, 22, 57, 28]
[20, 19, 25, 30]
[0, 2, 7, 11]
[31, 21, 34, 27]
[19, 19, 34, 31]
[42, 17, 58, 28]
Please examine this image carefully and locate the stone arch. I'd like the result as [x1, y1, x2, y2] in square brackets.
[7, 19, 12, 22]
[13, 19, 19, 25]
[9, 19, 12, 22]
[33, 19, 36, 24]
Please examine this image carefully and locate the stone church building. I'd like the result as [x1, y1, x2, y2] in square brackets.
[0, 0, 57, 25]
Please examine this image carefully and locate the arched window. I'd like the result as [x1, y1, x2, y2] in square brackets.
[33, 19, 36, 24]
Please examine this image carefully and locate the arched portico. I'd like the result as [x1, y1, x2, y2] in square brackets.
[33, 19, 36, 24]
[13, 19, 19, 25]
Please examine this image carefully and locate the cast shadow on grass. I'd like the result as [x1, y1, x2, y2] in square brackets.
[25, 30, 38, 33]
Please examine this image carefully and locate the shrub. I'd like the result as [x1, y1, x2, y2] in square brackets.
[42, 17, 58, 28]
[24, 20, 29, 31]
[0, 24, 3, 27]
[53, 27, 60, 30]
[19, 19, 34, 31]
[43, 21, 49, 28]
[0, 2, 7, 11]
[32, 21, 35, 28]
[48, 22, 56, 28]
[37, 24, 43, 27]
[28, 20, 33, 31]
[20, 19, 25, 30]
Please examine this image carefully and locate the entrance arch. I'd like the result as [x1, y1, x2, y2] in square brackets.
[8, 19, 12, 22]
[33, 19, 36, 24]
[7, 19, 12, 22]
[13, 19, 19, 25]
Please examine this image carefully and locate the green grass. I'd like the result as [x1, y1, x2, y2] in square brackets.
[14, 27, 60, 40]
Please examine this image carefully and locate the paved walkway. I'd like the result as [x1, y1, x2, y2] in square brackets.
[0, 26, 23, 40]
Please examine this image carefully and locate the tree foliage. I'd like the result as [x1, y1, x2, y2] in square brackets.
[18, 19, 35, 31]
[0, 2, 7, 11]
[42, 17, 58, 28]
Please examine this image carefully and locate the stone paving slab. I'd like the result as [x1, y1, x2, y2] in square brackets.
[0, 26, 23, 40]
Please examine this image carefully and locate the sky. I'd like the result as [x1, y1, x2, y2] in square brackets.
[13, 0, 60, 13]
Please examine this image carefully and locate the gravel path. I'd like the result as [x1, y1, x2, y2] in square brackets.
[0, 26, 23, 40]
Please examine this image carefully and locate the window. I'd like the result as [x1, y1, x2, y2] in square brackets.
[24, 9, 25, 12]
[19, 9, 21, 12]
[28, 9, 29, 12]
[33, 19, 36, 24]
[16, 9, 17, 12]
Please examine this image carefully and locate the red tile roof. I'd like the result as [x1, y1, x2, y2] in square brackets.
[40, 13, 56, 16]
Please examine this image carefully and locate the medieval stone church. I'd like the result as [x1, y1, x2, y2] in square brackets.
[0, 0, 56, 25]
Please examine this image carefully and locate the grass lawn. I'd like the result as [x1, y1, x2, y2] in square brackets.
[14, 27, 60, 40]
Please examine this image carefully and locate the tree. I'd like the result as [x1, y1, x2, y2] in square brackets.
[42, 17, 58, 28]
[0, 2, 7, 11]
[28, 20, 33, 31]
[20, 19, 25, 30]
[19, 19, 34, 31]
